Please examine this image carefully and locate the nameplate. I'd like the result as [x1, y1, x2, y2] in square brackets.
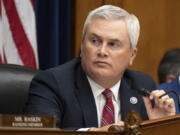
[0, 114, 56, 128]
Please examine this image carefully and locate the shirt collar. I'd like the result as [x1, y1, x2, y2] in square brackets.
[87, 76, 121, 101]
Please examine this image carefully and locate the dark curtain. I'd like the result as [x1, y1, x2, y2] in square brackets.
[34, 0, 74, 70]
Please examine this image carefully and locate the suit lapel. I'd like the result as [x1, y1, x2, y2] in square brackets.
[120, 74, 143, 121]
[74, 65, 98, 127]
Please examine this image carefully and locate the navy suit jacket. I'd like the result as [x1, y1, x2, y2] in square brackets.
[157, 76, 180, 114]
[24, 58, 156, 129]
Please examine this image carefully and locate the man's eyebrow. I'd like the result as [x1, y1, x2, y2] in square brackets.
[89, 33, 121, 43]
[89, 33, 101, 39]
[109, 39, 120, 42]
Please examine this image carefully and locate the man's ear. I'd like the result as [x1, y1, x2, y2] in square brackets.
[166, 74, 176, 83]
[129, 48, 137, 66]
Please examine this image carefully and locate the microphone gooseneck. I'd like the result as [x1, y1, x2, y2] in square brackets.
[135, 88, 151, 97]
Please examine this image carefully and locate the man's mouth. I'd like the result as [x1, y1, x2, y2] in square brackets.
[94, 61, 109, 66]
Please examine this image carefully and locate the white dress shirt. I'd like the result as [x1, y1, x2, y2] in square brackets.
[78, 76, 121, 131]
[87, 76, 121, 127]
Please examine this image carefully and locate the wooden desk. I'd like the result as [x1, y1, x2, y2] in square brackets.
[0, 112, 180, 135]
[0, 127, 121, 135]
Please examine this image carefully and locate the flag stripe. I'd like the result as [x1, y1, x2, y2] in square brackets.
[14, 0, 38, 66]
[1, 2, 23, 65]
[0, 0, 1, 16]
[30, 0, 34, 8]
[3, 0, 37, 68]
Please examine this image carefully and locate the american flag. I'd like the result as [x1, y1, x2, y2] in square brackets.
[0, 0, 38, 69]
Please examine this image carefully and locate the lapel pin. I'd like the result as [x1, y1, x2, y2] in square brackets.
[130, 97, 138, 104]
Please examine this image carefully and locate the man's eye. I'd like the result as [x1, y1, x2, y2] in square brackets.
[92, 39, 97, 43]
[109, 42, 115, 46]
[90, 38, 101, 46]
[109, 42, 117, 47]
[108, 42, 121, 49]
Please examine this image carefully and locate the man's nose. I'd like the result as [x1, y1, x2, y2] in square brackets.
[98, 44, 108, 57]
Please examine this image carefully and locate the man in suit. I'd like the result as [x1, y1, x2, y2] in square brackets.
[24, 5, 175, 131]
[157, 48, 180, 114]
[158, 48, 180, 84]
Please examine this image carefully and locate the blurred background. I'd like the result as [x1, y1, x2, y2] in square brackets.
[0, 0, 180, 84]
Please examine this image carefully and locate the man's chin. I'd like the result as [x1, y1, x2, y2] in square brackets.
[92, 71, 112, 79]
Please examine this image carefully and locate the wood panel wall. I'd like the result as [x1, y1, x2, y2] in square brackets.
[74, 0, 180, 84]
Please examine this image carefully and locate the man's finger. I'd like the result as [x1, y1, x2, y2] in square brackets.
[142, 96, 152, 112]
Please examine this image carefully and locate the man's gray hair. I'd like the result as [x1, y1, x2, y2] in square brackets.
[82, 5, 140, 48]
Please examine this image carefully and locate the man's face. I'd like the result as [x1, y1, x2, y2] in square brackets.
[80, 18, 137, 83]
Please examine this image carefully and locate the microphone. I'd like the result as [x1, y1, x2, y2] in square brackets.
[135, 88, 180, 110]
[135, 88, 151, 97]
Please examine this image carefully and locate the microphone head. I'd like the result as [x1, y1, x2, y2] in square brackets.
[135, 88, 150, 97]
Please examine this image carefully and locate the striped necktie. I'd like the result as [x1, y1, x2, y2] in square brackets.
[101, 89, 115, 127]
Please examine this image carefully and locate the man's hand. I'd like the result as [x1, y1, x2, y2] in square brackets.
[88, 121, 124, 132]
[143, 90, 176, 120]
